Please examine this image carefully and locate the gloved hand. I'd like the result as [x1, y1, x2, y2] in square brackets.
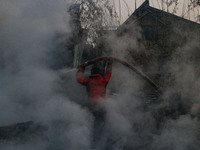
[83, 61, 88, 67]
[77, 61, 88, 70]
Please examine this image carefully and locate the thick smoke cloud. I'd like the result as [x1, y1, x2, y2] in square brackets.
[1, 0, 200, 150]
[0, 0, 93, 150]
[0, 0, 68, 124]
[98, 19, 200, 149]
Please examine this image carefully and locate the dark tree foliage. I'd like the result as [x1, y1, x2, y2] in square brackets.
[68, 0, 118, 66]
[75, 0, 118, 46]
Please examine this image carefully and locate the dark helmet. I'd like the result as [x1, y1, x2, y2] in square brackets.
[91, 62, 105, 75]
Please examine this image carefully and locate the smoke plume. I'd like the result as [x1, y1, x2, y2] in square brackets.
[0, 0, 93, 150]
[1, 0, 200, 150]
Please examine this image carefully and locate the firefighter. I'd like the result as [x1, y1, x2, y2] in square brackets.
[76, 60, 112, 145]
[76, 60, 112, 106]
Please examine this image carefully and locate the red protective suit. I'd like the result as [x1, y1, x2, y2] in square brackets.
[76, 64, 112, 105]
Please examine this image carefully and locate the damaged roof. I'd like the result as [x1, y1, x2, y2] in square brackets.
[121, 0, 200, 27]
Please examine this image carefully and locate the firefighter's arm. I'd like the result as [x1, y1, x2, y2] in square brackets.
[105, 59, 112, 82]
[76, 67, 88, 83]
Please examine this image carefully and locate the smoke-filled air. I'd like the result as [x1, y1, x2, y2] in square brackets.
[0, 0, 200, 150]
[0, 0, 92, 150]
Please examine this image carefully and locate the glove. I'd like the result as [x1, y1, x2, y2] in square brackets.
[83, 61, 88, 67]
[77, 61, 88, 70]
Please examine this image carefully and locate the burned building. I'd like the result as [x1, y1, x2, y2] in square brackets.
[117, 0, 200, 87]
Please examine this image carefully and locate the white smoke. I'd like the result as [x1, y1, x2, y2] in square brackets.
[97, 17, 200, 150]
[152, 116, 200, 150]
[1, 0, 200, 150]
[0, 0, 93, 150]
[0, 0, 69, 124]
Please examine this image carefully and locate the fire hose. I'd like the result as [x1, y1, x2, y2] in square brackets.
[77, 56, 162, 95]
